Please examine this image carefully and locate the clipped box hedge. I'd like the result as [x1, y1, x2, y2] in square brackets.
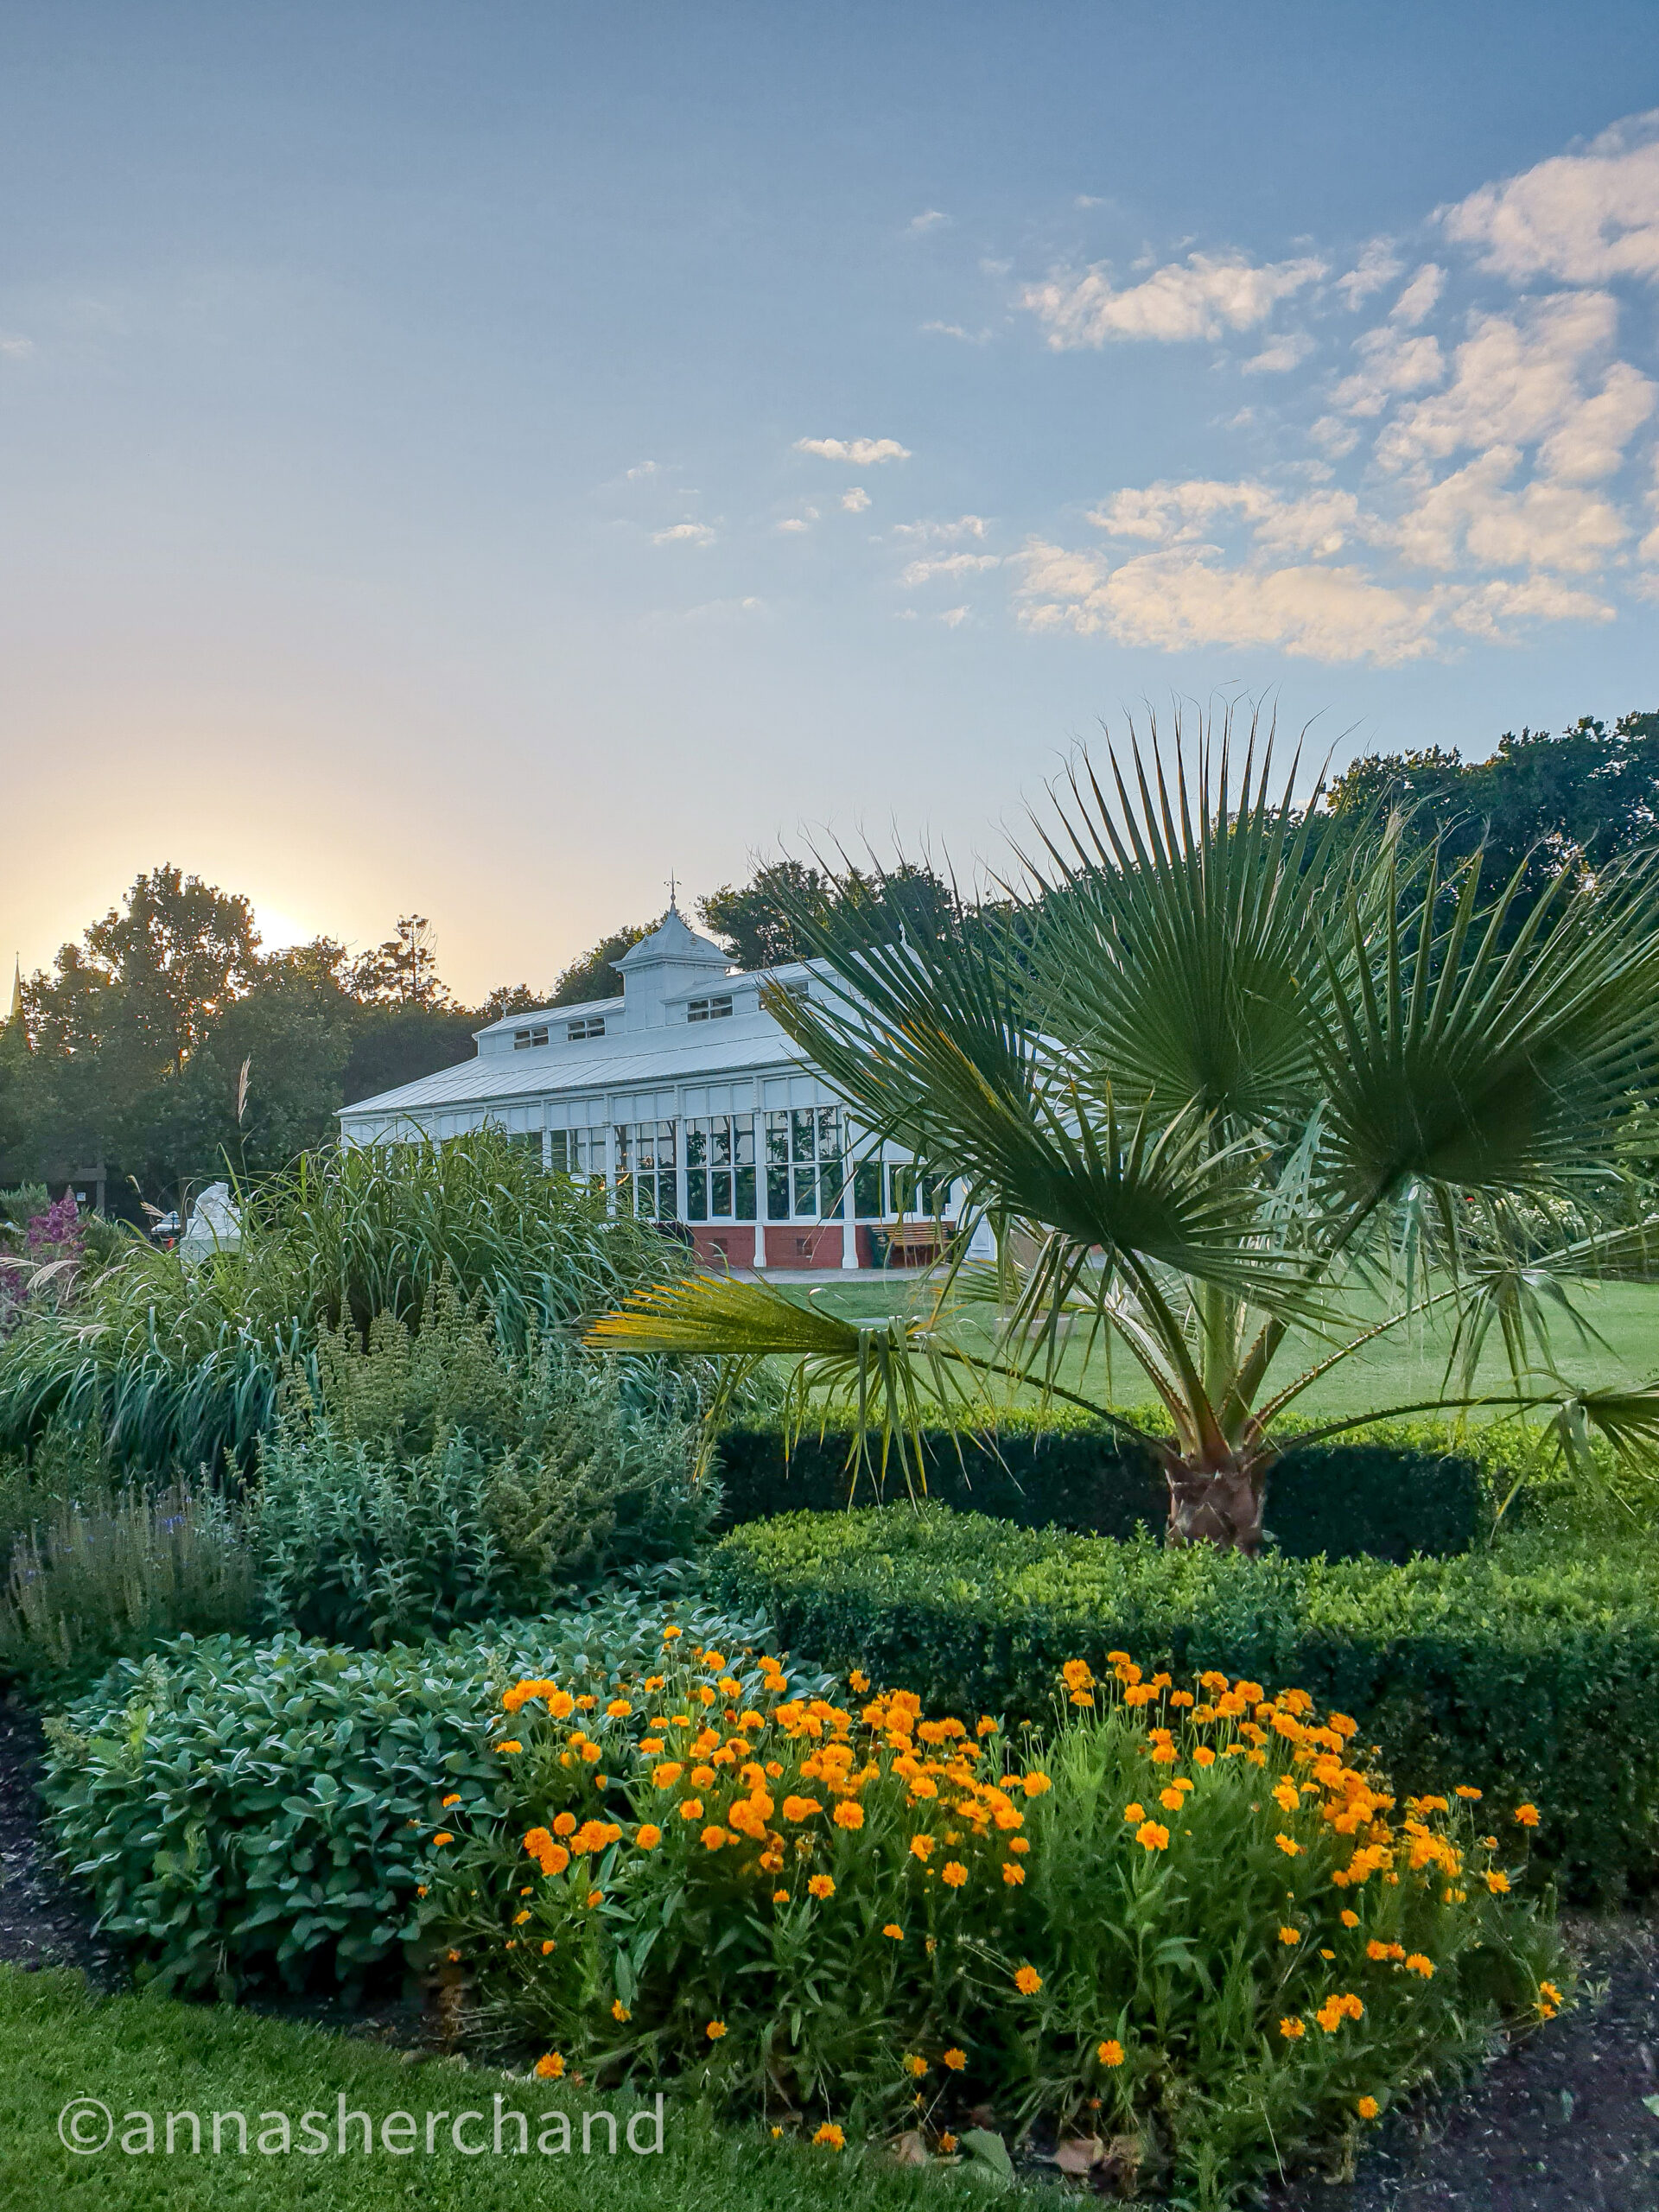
[712, 1410, 1491, 1563]
[709, 1503, 1659, 1901]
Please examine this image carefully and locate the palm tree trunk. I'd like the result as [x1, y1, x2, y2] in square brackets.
[1160, 1452, 1268, 1554]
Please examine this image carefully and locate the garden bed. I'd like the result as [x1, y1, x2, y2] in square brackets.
[2, 1672, 1657, 2203]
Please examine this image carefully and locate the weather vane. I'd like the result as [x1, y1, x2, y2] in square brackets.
[665, 870, 679, 912]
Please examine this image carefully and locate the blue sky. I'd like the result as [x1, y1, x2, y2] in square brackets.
[4, 3, 1659, 995]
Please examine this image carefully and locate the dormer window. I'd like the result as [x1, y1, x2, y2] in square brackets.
[686, 995, 734, 1023]
[567, 1015, 607, 1041]
[513, 1026, 550, 1050]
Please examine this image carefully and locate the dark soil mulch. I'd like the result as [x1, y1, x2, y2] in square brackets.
[0, 1700, 121, 1988]
[0, 1694, 1654, 2206]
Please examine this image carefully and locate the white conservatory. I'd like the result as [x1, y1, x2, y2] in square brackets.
[337, 906, 971, 1273]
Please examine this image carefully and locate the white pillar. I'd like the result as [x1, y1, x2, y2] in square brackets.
[752, 1100, 768, 1268]
[840, 1121, 859, 1269]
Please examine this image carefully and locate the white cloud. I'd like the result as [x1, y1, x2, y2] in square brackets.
[794, 435, 912, 464]
[940, 606, 972, 627]
[922, 320, 992, 343]
[1088, 478, 1362, 557]
[1388, 446, 1629, 573]
[841, 487, 872, 513]
[899, 551, 1002, 587]
[625, 459, 662, 480]
[1332, 325, 1446, 416]
[1242, 331, 1314, 375]
[906, 209, 950, 234]
[1309, 416, 1361, 459]
[1441, 111, 1659, 283]
[775, 518, 811, 534]
[891, 514, 991, 544]
[1020, 250, 1325, 347]
[1539, 359, 1656, 480]
[1376, 291, 1646, 474]
[1335, 238, 1403, 308]
[1446, 575, 1614, 637]
[1390, 264, 1446, 326]
[652, 521, 715, 547]
[1014, 538, 1439, 663]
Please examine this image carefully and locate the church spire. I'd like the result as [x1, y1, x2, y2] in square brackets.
[6, 959, 22, 1031]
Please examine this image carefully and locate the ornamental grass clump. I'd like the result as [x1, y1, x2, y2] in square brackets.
[425, 1642, 1567, 2205]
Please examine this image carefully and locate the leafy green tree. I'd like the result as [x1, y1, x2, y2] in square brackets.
[594, 720, 1659, 1552]
[550, 924, 655, 1005]
[700, 858, 965, 968]
[1325, 712, 1659, 916]
[347, 915, 447, 1007]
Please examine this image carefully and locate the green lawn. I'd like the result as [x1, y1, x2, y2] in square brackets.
[0, 1967, 1028, 2211]
[787, 1275, 1659, 1424]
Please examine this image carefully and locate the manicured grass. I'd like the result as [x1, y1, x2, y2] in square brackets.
[0, 1967, 1022, 2211]
[790, 1275, 1659, 1422]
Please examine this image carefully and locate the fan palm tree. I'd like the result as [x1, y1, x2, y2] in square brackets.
[589, 714, 1659, 1552]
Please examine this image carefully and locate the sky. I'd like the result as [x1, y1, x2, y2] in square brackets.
[4, 2, 1659, 1000]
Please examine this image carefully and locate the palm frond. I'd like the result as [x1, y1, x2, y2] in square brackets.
[1318, 842, 1659, 1210]
[1016, 709, 1364, 1127]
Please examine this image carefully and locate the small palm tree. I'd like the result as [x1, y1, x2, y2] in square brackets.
[590, 715, 1659, 1551]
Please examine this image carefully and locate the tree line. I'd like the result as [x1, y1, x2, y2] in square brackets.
[3, 710, 1654, 1219]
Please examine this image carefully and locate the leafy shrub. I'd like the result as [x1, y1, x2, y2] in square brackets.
[431, 1642, 1564, 2209]
[709, 1506, 1659, 1901]
[0, 1129, 675, 1478]
[41, 1588, 811, 1996]
[713, 1413, 1492, 1563]
[0, 1479, 256, 1698]
[254, 1289, 715, 1644]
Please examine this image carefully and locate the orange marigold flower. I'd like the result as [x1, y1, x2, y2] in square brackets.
[541, 1940, 556, 1955]
[781, 1796, 823, 1823]
[1097, 2038, 1124, 2067]
[701, 1826, 728, 1852]
[586, 1888, 603, 1907]
[441, 1793, 461, 1808]
[1135, 1821, 1170, 1852]
[1160, 1788, 1185, 1813]
[535, 2053, 565, 2079]
[497, 1740, 524, 1755]
[808, 1874, 836, 1899]
[432, 1832, 454, 1848]
[1280, 2017, 1306, 2040]
[706, 2019, 727, 2040]
[811, 2123, 845, 2150]
[1340, 1910, 1360, 1929]
[1001, 1861, 1026, 1885]
[612, 1999, 631, 2021]
[652, 1762, 684, 1788]
[1404, 1954, 1434, 1978]
[910, 1834, 935, 1860]
[1454, 1784, 1481, 1800]
[1485, 1869, 1510, 1894]
[1193, 1746, 1217, 1767]
[1021, 1771, 1052, 1797]
[942, 1860, 968, 1888]
[1122, 1803, 1146, 1824]
[903, 2054, 927, 2077]
[1357, 2095, 1380, 2120]
[635, 1824, 662, 1851]
[679, 1799, 704, 1821]
[1279, 1926, 1301, 1945]
[553, 1812, 577, 1837]
[942, 2048, 968, 2071]
[1014, 1965, 1042, 1995]
[1514, 1803, 1541, 1828]
[1274, 1833, 1303, 1858]
[833, 1801, 865, 1831]
[882, 1923, 904, 1939]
